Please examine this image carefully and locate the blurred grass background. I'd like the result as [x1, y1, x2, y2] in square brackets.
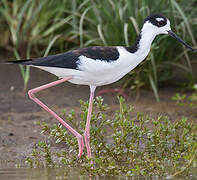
[0, 0, 196, 99]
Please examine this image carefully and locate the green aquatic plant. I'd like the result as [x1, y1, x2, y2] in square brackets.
[26, 96, 197, 178]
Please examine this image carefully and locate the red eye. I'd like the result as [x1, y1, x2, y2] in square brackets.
[158, 21, 164, 26]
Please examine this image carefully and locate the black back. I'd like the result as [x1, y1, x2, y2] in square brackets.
[16, 46, 120, 70]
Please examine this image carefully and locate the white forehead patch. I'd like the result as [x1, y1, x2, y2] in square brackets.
[156, 17, 164, 22]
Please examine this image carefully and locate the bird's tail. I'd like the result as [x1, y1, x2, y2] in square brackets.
[3, 59, 33, 65]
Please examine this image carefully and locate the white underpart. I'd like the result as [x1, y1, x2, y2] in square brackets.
[32, 19, 171, 87]
[72, 47, 140, 86]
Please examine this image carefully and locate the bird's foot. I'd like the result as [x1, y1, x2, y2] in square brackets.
[77, 136, 84, 158]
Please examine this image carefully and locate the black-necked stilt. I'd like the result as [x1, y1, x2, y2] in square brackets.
[6, 14, 196, 159]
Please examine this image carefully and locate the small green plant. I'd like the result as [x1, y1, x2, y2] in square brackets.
[26, 140, 54, 168]
[172, 84, 197, 109]
[26, 96, 197, 178]
[172, 93, 187, 106]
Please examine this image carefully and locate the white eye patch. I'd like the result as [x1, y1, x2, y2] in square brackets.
[156, 17, 164, 22]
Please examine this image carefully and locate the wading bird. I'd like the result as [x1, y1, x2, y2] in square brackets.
[6, 14, 196, 159]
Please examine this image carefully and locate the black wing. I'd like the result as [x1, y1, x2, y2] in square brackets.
[7, 46, 120, 70]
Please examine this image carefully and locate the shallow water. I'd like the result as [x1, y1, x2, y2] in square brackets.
[0, 162, 85, 180]
[1, 165, 197, 180]
[0, 167, 142, 180]
[0, 167, 79, 180]
[0, 160, 133, 180]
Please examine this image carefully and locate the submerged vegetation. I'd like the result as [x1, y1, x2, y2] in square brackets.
[26, 97, 197, 178]
[0, 0, 196, 97]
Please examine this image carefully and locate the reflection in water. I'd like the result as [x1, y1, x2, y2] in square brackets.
[1, 167, 197, 180]
[0, 167, 81, 180]
[0, 161, 196, 180]
[0, 167, 115, 180]
[0, 159, 124, 180]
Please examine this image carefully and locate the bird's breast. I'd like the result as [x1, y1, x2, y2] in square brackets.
[69, 47, 144, 86]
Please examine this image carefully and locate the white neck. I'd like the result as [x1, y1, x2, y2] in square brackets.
[134, 27, 157, 59]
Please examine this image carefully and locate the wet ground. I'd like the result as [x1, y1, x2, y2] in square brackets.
[0, 61, 197, 179]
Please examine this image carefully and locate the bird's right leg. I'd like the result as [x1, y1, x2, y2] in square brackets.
[28, 77, 84, 158]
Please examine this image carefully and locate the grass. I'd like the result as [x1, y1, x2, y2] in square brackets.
[0, 0, 196, 96]
[26, 96, 197, 178]
[0, 0, 72, 90]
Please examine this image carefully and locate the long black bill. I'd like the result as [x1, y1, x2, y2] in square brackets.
[168, 30, 196, 53]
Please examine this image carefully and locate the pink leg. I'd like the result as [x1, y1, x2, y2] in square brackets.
[84, 86, 96, 159]
[28, 77, 84, 158]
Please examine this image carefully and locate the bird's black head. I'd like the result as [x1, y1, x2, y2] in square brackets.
[144, 13, 167, 27]
[142, 13, 197, 53]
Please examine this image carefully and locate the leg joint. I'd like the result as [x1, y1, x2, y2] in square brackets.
[28, 90, 35, 99]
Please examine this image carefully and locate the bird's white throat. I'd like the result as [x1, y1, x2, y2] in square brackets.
[134, 25, 158, 59]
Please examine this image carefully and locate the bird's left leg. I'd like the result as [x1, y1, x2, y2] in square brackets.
[84, 85, 96, 159]
[28, 77, 84, 158]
